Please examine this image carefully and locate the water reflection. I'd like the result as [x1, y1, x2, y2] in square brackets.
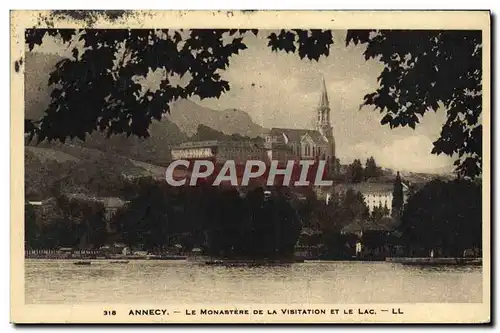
[25, 260, 483, 304]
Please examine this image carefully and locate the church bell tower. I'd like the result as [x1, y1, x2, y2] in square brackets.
[316, 77, 335, 160]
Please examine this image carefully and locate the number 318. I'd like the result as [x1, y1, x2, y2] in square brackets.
[104, 310, 116, 316]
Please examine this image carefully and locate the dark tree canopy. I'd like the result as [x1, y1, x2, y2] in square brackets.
[371, 204, 390, 222]
[400, 179, 481, 257]
[25, 195, 107, 249]
[347, 30, 482, 179]
[364, 156, 382, 179]
[348, 159, 364, 183]
[391, 172, 404, 221]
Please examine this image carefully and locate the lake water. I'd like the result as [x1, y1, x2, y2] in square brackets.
[25, 259, 482, 304]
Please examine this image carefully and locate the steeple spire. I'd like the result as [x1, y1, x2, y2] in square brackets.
[314, 76, 336, 178]
[316, 77, 331, 129]
[319, 77, 329, 109]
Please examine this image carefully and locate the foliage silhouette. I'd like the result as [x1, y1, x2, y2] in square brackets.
[391, 171, 404, 221]
[26, 195, 107, 250]
[111, 180, 302, 258]
[304, 187, 371, 259]
[348, 159, 364, 183]
[25, 203, 40, 249]
[364, 156, 382, 179]
[370, 204, 390, 222]
[399, 179, 481, 257]
[347, 30, 482, 179]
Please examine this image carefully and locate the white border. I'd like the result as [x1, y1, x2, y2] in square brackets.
[4, 2, 498, 332]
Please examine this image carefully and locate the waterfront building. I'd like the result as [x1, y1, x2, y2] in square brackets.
[171, 140, 268, 164]
[340, 217, 404, 260]
[333, 178, 409, 215]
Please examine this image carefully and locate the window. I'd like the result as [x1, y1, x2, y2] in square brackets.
[305, 144, 311, 156]
[312, 146, 316, 156]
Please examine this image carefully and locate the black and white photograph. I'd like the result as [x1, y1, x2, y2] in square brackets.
[10, 10, 490, 324]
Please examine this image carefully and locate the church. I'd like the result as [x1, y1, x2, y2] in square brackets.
[264, 78, 336, 176]
[170, 78, 337, 183]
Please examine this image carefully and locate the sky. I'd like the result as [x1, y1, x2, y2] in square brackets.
[31, 30, 454, 173]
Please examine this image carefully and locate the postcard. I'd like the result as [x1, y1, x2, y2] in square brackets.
[10, 10, 490, 324]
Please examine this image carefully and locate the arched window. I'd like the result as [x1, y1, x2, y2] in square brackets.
[312, 146, 316, 156]
[305, 144, 310, 156]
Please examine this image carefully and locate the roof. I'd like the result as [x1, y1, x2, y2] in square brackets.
[174, 140, 265, 150]
[101, 197, 127, 208]
[334, 182, 394, 195]
[305, 131, 330, 144]
[27, 197, 56, 206]
[341, 221, 363, 234]
[267, 141, 294, 151]
[300, 227, 322, 236]
[269, 128, 328, 144]
[341, 217, 397, 234]
[175, 140, 219, 149]
[65, 194, 128, 208]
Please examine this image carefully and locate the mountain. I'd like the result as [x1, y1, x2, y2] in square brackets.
[167, 99, 265, 138]
[25, 144, 167, 200]
[24, 52, 265, 166]
[25, 52, 63, 121]
[398, 170, 456, 185]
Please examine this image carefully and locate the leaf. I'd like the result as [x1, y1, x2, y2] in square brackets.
[380, 114, 392, 125]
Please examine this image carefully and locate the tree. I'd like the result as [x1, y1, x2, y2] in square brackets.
[114, 181, 172, 251]
[314, 188, 370, 259]
[347, 30, 482, 179]
[348, 159, 364, 183]
[371, 204, 390, 222]
[25, 203, 40, 249]
[333, 158, 341, 175]
[400, 179, 481, 257]
[54, 195, 107, 249]
[391, 171, 404, 221]
[85, 204, 107, 249]
[342, 189, 370, 222]
[364, 156, 382, 179]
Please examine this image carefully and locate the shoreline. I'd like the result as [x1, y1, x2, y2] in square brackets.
[24, 256, 483, 266]
[386, 257, 482, 266]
